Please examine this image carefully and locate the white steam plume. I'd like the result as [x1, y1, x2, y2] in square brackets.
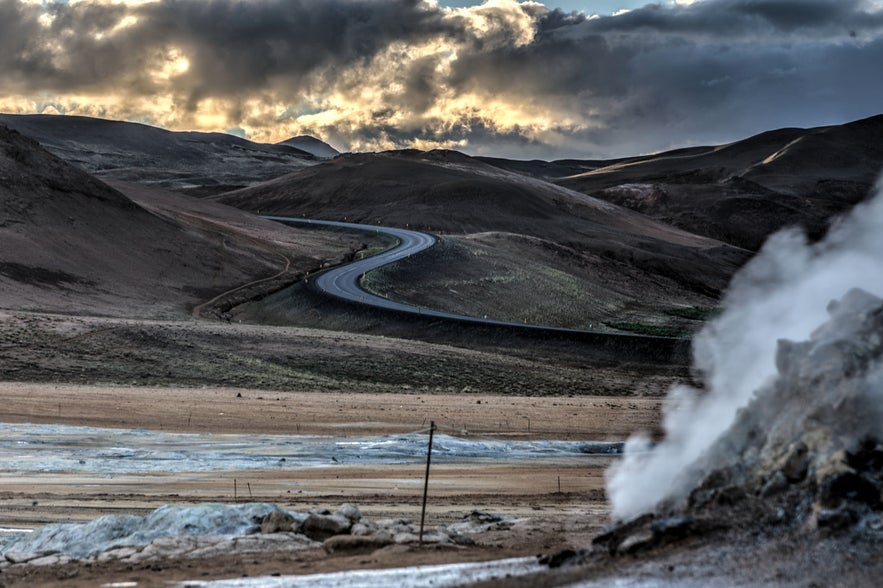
[607, 180, 883, 521]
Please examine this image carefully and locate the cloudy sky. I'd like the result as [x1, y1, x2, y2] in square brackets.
[1, 0, 881, 159]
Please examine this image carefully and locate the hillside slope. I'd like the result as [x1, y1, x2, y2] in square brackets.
[555, 114, 883, 250]
[0, 114, 335, 195]
[216, 149, 749, 331]
[277, 136, 340, 159]
[0, 125, 354, 318]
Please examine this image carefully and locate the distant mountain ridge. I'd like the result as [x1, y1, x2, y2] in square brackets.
[0, 114, 336, 195]
[4, 111, 878, 332]
[542, 114, 883, 250]
[5, 111, 879, 252]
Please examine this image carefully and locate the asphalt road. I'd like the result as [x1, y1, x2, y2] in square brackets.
[262, 216, 452, 315]
[263, 216, 684, 343]
[264, 215, 601, 333]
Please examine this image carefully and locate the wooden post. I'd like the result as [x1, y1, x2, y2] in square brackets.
[419, 421, 436, 544]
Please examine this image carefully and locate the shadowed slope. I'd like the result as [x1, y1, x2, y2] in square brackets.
[0, 125, 354, 318]
[556, 114, 883, 250]
[277, 136, 340, 159]
[0, 114, 335, 195]
[216, 149, 749, 329]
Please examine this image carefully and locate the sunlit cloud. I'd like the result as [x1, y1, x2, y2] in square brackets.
[0, 0, 881, 158]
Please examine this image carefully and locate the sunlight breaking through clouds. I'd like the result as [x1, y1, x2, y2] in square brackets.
[0, 0, 882, 158]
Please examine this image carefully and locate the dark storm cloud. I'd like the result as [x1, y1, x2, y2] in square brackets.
[0, 0, 455, 96]
[1, 0, 882, 157]
[586, 0, 883, 37]
[434, 0, 883, 156]
[151, 0, 461, 104]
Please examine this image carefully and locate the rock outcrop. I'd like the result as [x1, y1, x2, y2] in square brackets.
[595, 288, 883, 555]
[0, 503, 519, 570]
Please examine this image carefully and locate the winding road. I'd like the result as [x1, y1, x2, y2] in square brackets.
[262, 217, 689, 362]
[263, 215, 607, 334]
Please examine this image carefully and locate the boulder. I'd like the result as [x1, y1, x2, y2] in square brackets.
[335, 503, 362, 524]
[817, 470, 880, 509]
[781, 442, 809, 482]
[815, 507, 859, 531]
[95, 547, 139, 563]
[5, 551, 50, 564]
[301, 513, 352, 541]
[539, 549, 580, 568]
[260, 510, 298, 534]
[760, 471, 789, 497]
[351, 521, 379, 536]
[26, 554, 72, 567]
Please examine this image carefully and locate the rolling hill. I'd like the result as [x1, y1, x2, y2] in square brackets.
[7, 111, 878, 331]
[553, 114, 883, 250]
[215, 149, 749, 331]
[0, 114, 337, 195]
[0, 124, 354, 318]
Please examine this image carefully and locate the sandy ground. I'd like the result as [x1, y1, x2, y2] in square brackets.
[0, 382, 662, 587]
[0, 383, 661, 439]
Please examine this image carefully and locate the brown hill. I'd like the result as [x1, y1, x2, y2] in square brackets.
[555, 114, 883, 250]
[0, 114, 333, 195]
[0, 125, 354, 318]
[216, 149, 750, 331]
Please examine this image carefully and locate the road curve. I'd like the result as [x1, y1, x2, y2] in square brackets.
[262, 216, 696, 362]
[263, 215, 622, 336]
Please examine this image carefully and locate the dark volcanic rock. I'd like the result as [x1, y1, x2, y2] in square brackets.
[301, 513, 352, 541]
[596, 288, 883, 555]
[260, 510, 298, 534]
[323, 534, 393, 554]
[538, 548, 580, 568]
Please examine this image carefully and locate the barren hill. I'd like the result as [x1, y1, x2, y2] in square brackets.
[0, 114, 335, 195]
[553, 114, 883, 250]
[0, 125, 354, 318]
[277, 136, 340, 159]
[216, 149, 750, 331]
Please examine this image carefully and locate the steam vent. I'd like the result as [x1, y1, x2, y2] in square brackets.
[596, 288, 883, 555]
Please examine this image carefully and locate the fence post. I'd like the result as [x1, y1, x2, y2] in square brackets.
[419, 421, 436, 544]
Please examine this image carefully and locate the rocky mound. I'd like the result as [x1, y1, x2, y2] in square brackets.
[0, 502, 515, 569]
[595, 288, 883, 557]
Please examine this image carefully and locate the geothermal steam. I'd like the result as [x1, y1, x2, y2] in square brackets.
[607, 181, 883, 521]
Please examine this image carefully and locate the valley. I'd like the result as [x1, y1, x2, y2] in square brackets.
[1, 112, 882, 586]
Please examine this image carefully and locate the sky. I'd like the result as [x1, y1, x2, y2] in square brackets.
[1, 0, 881, 159]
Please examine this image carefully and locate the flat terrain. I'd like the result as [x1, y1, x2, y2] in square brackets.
[0, 383, 662, 440]
[0, 382, 663, 587]
[0, 310, 686, 396]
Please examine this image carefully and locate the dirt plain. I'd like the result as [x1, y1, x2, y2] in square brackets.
[0, 377, 664, 587]
[0, 287, 679, 587]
